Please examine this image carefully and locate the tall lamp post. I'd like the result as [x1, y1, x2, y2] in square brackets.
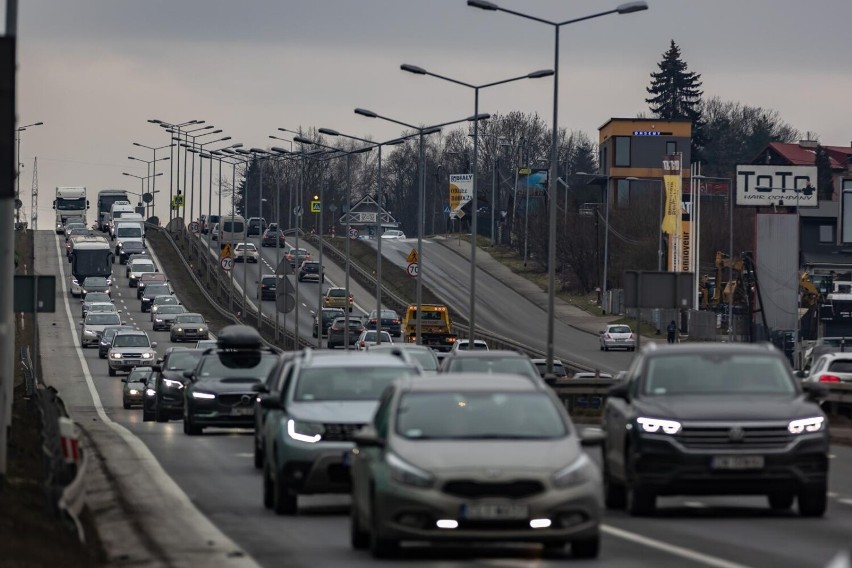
[577, 172, 611, 312]
[128, 155, 170, 219]
[122, 172, 163, 218]
[131, 142, 172, 221]
[148, 119, 203, 223]
[468, 0, 648, 375]
[401, 63, 553, 341]
[15, 121, 44, 226]
[352, 108, 488, 344]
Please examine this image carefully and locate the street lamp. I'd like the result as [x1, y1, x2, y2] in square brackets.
[577, 171, 610, 311]
[132, 142, 173, 221]
[353, 108, 487, 344]
[149, 119, 201, 222]
[401, 63, 552, 341]
[16, 121, 44, 227]
[122, 172, 163, 218]
[468, 0, 648, 375]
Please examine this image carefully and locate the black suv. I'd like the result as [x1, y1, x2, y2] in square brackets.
[144, 347, 203, 422]
[247, 217, 267, 237]
[140, 283, 173, 312]
[602, 343, 829, 517]
[297, 260, 324, 282]
[182, 325, 279, 435]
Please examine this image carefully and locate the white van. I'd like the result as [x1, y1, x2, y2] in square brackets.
[107, 202, 135, 237]
[218, 215, 246, 248]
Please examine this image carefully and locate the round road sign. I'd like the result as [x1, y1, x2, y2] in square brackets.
[142, 192, 153, 204]
[349, 227, 359, 240]
[189, 221, 200, 233]
[220, 256, 234, 271]
[406, 262, 419, 279]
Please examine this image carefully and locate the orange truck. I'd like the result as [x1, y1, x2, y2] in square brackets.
[401, 304, 458, 352]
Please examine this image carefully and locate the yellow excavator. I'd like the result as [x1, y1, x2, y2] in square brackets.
[700, 252, 746, 309]
[799, 271, 821, 309]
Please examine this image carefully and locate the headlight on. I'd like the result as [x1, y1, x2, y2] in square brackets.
[198, 327, 206, 333]
[552, 453, 595, 488]
[637, 417, 682, 435]
[154, 318, 163, 323]
[141, 352, 153, 359]
[163, 378, 183, 389]
[145, 388, 156, 397]
[129, 389, 139, 395]
[788, 417, 824, 434]
[191, 391, 215, 400]
[175, 327, 183, 332]
[287, 419, 324, 443]
[110, 353, 122, 359]
[387, 452, 434, 488]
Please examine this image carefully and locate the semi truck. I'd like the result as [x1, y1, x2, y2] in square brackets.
[54, 187, 89, 234]
[96, 189, 130, 232]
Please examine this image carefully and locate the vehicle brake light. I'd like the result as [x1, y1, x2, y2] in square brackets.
[392, 320, 399, 324]
[819, 374, 841, 383]
[369, 319, 377, 324]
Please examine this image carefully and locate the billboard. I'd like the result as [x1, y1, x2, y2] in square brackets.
[735, 165, 818, 207]
[661, 155, 682, 235]
[449, 174, 473, 214]
[515, 168, 548, 216]
[668, 218, 692, 273]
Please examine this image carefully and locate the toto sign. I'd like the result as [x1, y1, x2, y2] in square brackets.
[735, 165, 818, 207]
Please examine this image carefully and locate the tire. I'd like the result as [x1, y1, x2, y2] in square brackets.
[99, 352, 106, 360]
[272, 469, 298, 515]
[798, 483, 827, 517]
[350, 502, 370, 550]
[626, 449, 655, 516]
[254, 439, 264, 470]
[123, 401, 131, 409]
[768, 492, 795, 511]
[369, 496, 398, 559]
[263, 461, 274, 509]
[183, 415, 202, 436]
[108, 366, 116, 377]
[572, 534, 601, 559]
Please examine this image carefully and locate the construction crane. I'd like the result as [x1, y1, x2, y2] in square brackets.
[30, 157, 38, 230]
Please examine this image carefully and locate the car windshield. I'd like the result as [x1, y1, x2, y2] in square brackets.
[128, 368, 152, 382]
[608, 326, 631, 334]
[113, 335, 150, 348]
[166, 352, 202, 371]
[117, 227, 142, 237]
[328, 289, 345, 298]
[154, 297, 178, 305]
[322, 310, 343, 320]
[294, 366, 411, 402]
[396, 392, 567, 440]
[88, 304, 115, 312]
[407, 351, 438, 371]
[86, 314, 120, 325]
[196, 352, 277, 381]
[158, 306, 185, 314]
[85, 293, 110, 303]
[642, 354, 795, 396]
[176, 315, 204, 323]
[534, 362, 568, 377]
[133, 263, 155, 273]
[142, 274, 166, 282]
[458, 341, 488, 351]
[145, 285, 170, 296]
[84, 277, 108, 287]
[362, 331, 392, 342]
[445, 357, 537, 378]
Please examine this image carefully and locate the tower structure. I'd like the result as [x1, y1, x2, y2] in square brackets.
[30, 157, 38, 230]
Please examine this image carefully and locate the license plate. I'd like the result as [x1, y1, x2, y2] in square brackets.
[231, 407, 254, 416]
[460, 503, 528, 520]
[711, 455, 764, 470]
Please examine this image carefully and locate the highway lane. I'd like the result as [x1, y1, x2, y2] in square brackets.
[370, 236, 634, 373]
[44, 231, 852, 568]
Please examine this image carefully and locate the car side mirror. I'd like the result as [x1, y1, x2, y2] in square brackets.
[608, 382, 630, 400]
[182, 370, 194, 379]
[352, 425, 384, 448]
[802, 382, 828, 402]
[579, 427, 606, 447]
[258, 394, 280, 409]
[120, 377, 128, 383]
[151, 342, 157, 348]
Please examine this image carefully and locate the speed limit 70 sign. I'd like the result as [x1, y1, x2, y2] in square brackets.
[220, 257, 234, 271]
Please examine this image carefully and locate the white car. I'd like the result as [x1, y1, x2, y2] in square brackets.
[211, 223, 219, 241]
[450, 338, 489, 353]
[234, 242, 259, 263]
[127, 259, 157, 287]
[356, 330, 393, 350]
[380, 230, 406, 240]
[600, 324, 635, 352]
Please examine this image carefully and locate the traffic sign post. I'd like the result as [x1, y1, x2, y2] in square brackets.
[406, 263, 419, 279]
[349, 227, 359, 240]
[189, 221, 200, 234]
[220, 257, 234, 271]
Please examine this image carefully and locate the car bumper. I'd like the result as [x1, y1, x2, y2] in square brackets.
[276, 441, 355, 494]
[123, 391, 144, 406]
[602, 338, 635, 350]
[631, 433, 829, 495]
[109, 357, 154, 371]
[372, 477, 600, 544]
[171, 330, 209, 341]
[187, 400, 255, 428]
[152, 319, 175, 330]
[158, 390, 185, 417]
[260, 290, 276, 300]
[81, 333, 100, 346]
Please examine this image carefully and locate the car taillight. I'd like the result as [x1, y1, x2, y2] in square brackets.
[369, 319, 377, 324]
[819, 374, 841, 383]
[261, 285, 267, 289]
[392, 319, 399, 324]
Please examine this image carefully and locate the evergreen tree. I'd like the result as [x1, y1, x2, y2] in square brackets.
[646, 40, 706, 161]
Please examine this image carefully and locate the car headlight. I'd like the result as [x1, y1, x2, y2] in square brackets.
[141, 352, 153, 359]
[636, 417, 682, 435]
[154, 318, 163, 323]
[145, 388, 156, 397]
[788, 417, 824, 434]
[129, 389, 139, 395]
[552, 453, 595, 488]
[387, 452, 434, 488]
[163, 378, 183, 389]
[198, 327, 206, 333]
[287, 419, 324, 443]
[83, 329, 96, 337]
[191, 391, 215, 400]
[110, 353, 122, 359]
[175, 327, 183, 332]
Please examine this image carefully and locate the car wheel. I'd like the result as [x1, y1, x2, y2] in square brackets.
[108, 366, 116, 377]
[254, 438, 264, 470]
[273, 469, 298, 515]
[603, 345, 609, 352]
[369, 497, 398, 559]
[263, 461, 274, 509]
[572, 534, 601, 559]
[798, 483, 827, 517]
[171, 335, 178, 343]
[603, 459, 626, 509]
[625, 449, 655, 516]
[350, 501, 370, 550]
[123, 401, 131, 409]
[183, 415, 202, 436]
[768, 492, 795, 511]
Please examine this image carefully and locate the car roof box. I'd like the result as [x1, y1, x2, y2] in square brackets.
[217, 325, 263, 350]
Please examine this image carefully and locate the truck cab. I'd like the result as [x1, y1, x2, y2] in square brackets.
[400, 304, 458, 352]
[54, 186, 89, 234]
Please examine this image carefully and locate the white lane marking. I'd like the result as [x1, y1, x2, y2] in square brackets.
[683, 501, 707, 508]
[839, 499, 852, 506]
[828, 492, 839, 498]
[828, 454, 836, 459]
[53, 236, 260, 566]
[602, 524, 754, 568]
[235, 453, 253, 459]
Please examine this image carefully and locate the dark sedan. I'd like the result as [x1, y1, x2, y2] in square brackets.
[365, 309, 402, 337]
[602, 343, 829, 517]
[257, 275, 277, 301]
[140, 283, 173, 312]
[118, 240, 146, 264]
[144, 348, 203, 422]
[261, 224, 287, 247]
[313, 308, 344, 338]
[327, 316, 365, 349]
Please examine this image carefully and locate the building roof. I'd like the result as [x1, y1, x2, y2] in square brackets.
[753, 142, 851, 170]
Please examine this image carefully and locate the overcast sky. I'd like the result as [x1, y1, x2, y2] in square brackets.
[16, 0, 852, 225]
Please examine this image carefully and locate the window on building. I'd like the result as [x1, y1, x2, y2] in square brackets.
[666, 141, 677, 155]
[819, 225, 834, 244]
[616, 179, 631, 208]
[615, 137, 630, 167]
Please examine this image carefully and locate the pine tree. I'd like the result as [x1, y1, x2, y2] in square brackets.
[646, 40, 706, 161]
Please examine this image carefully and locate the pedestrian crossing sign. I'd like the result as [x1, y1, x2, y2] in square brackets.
[311, 201, 321, 213]
[171, 194, 185, 209]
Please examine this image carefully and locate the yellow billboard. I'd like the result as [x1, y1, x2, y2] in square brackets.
[668, 218, 691, 272]
[661, 155, 682, 235]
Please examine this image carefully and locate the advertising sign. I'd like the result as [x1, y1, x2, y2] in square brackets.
[735, 165, 818, 207]
[661, 155, 682, 235]
[449, 174, 473, 213]
[667, 218, 692, 273]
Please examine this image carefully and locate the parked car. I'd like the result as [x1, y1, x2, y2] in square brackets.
[313, 308, 344, 338]
[602, 343, 829, 517]
[327, 316, 365, 349]
[80, 312, 122, 348]
[107, 330, 157, 376]
[234, 242, 260, 263]
[122, 366, 153, 409]
[298, 260, 324, 283]
[365, 309, 402, 337]
[349, 373, 603, 558]
[600, 324, 635, 352]
[170, 313, 210, 342]
[323, 287, 353, 312]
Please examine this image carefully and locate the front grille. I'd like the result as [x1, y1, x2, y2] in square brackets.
[676, 424, 793, 449]
[218, 393, 254, 406]
[123, 353, 142, 359]
[322, 423, 365, 442]
[442, 480, 545, 499]
[182, 328, 198, 334]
